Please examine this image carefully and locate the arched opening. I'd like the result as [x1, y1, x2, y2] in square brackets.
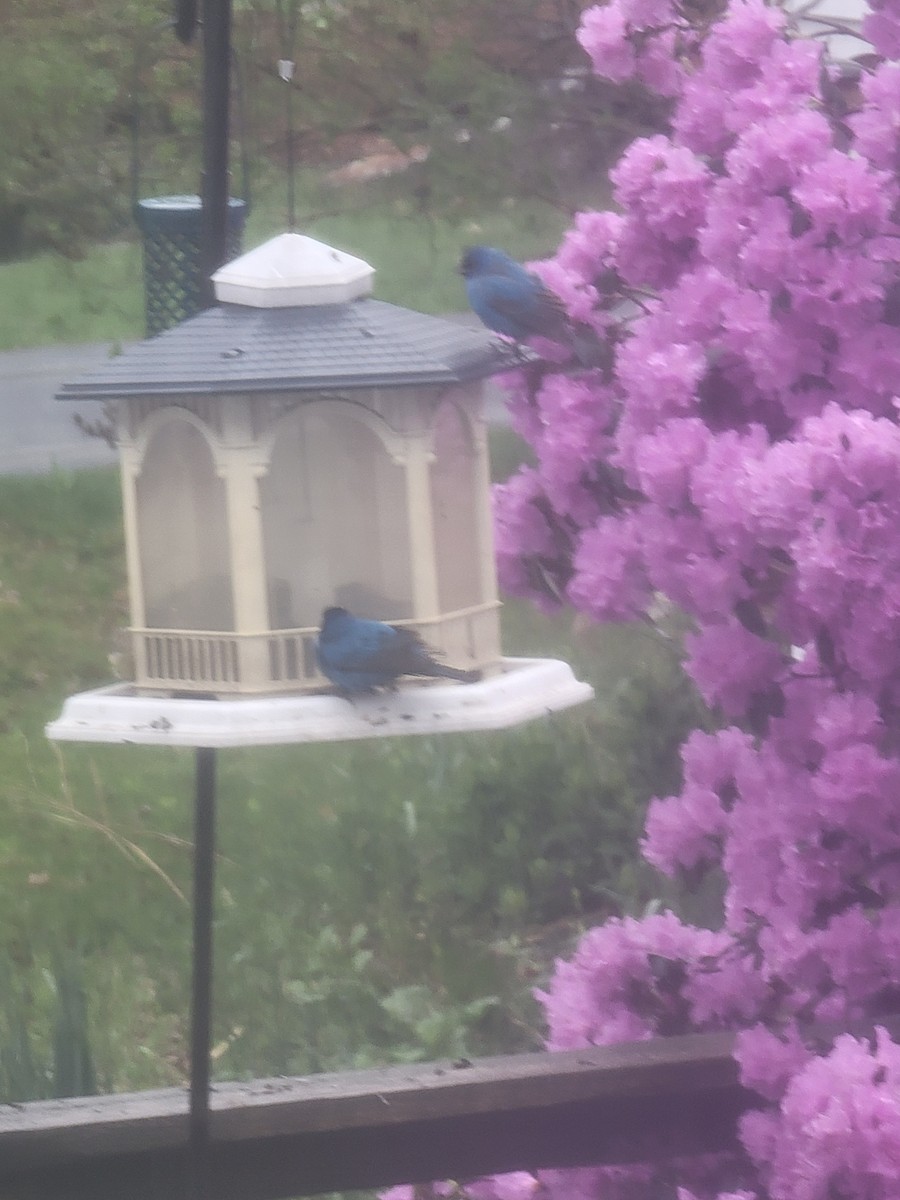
[260, 402, 413, 629]
[136, 417, 233, 630]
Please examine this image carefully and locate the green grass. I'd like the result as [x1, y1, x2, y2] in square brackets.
[0, 172, 577, 349]
[0, 243, 146, 350]
[0, 458, 702, 1100]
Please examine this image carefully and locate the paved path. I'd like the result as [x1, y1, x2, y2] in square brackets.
[0, 343, 124, 474]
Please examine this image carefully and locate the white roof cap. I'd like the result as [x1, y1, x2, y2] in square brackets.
[212, 232, 375, 308]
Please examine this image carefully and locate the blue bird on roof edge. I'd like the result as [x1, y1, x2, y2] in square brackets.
[459, 245, 601, 367]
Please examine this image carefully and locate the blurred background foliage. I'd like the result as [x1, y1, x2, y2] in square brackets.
[0, 0, 665, 260]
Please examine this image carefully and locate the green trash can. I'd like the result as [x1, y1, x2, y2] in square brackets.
[134, 195, 248, 336]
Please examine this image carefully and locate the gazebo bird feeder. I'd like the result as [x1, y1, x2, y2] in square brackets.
[47, 233, 593, 1200]
[49, 233, 591, 745]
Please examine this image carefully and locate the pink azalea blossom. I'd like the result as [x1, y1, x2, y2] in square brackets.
[414, 1, 900, 1198]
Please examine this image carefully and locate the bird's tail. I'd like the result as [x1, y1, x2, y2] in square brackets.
[426, 663, 480, 684]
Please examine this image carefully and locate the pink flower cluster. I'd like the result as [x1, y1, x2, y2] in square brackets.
[483, 0, 900, 1197]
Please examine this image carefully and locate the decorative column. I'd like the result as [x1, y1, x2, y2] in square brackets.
[219, 398, 272, 688]
[401, 436, 441, 621]
[118, 438, 149, 681]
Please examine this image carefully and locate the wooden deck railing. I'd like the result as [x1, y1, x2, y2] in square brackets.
[0, 1031, 753, 1200]
[8, 1016, 896, 1200]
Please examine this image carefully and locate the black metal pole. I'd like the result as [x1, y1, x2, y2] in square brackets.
[284, 68, 296, 231]
[200, 0, 232, 305]
[189, 746, 217, 1200]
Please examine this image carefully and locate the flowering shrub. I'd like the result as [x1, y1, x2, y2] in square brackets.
[474, 0, 900, 1195]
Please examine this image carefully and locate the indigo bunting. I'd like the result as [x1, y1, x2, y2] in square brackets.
[316, 607, 479, 694]
[459, 245, 599, 365]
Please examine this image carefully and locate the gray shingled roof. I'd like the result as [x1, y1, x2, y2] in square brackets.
[56, 300, 519, 400]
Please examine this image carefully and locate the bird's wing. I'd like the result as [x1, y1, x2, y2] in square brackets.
[486, 276, 569, 338]
[318, 616, 393, 667]
[527, 273, 570, 320]
[355, 626, 434, 674]
[320, 618, 420, 672]
[478, 276, 542, 321]
[500, 257, 567, 319]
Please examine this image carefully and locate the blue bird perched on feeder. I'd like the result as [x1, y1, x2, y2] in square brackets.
[316, 607, 479, 695]
[459, 244, 600, 366]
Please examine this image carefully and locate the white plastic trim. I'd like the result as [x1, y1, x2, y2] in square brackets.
[46, 659, 594, 747]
